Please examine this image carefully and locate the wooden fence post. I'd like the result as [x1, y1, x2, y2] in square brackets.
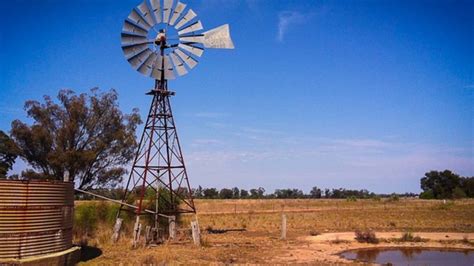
[111, 218, 123, 242]
[191, 221, 201, 246]
[168, 216, 176, 240]
[132, 216, 142, 248]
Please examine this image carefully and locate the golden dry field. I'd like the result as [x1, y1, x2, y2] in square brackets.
[76, 198, 474, 264]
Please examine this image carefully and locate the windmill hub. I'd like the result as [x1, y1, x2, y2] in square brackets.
[154, 31, 167, 47]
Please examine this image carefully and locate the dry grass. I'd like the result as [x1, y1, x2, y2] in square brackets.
[76, 198, 474, 264]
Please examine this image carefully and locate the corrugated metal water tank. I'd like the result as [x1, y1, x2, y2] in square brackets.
[0, 179, 74, 259]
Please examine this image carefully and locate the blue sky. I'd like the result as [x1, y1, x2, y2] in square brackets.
[0, 0, 472, 193]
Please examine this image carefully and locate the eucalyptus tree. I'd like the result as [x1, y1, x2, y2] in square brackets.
[11, 88, 141, 189]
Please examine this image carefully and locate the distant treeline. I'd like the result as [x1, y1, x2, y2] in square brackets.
[75, 186, 418, 201]
[76, 169, 474, 201]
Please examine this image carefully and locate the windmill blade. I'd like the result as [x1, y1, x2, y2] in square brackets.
[149, 0, 162, 24]
[122, 20, 148, 36]
[175, 48, 198, 69]
[128, 49, 153, 69]
[164, 55, 176, 79]
[136, 1, 155, 27]
[178, 20, 203, 35]
[137, 52, 158, 75]
[128, 9, 152, 31]
[174, 9, 197, 30]
[179, 35, 204, 43]
[170, 52, 188, 76]
[121, 32, 148, 46]
[169, 2, 186, 26]
[122, 43, 149, 59]
[178, 43, 203, 57]
[202, 24, 234, 49]
[162, 0, 174, 24]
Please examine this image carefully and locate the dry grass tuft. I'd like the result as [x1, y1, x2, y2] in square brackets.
[355, 229, 379, 244]
[399, 231, 424, 242]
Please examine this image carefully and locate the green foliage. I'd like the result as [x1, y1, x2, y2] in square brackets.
[249, 187, 265, 199]
[310, 186, 322, 198]
[389, 194, 400, 202]
[419, 190, 434, 199]
[202, 188, 219, 199]
[240, 189, 249, 198]
[219, 188, 234, 199]
[420, 170, 473, 199]
[372, 196, 381, 201]
[323, 188, 375, 199]
[74, 201, 133, 239]
[274, 188, 304, 199]
[453, 186, 467, 199]
[10, 88, 141, 188]
[75, 203, 99, 237]
[0, 130, 19, 178]
[346, 196, 357, 202]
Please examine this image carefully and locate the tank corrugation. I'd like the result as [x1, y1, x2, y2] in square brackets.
[0, 179, 74, 259]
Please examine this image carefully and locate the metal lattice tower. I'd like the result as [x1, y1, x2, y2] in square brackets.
[121, 81, 195, 217]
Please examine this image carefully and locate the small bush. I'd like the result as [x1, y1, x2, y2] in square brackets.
[399, 231, 423, 242]
[388, 194, 399, 202]
[309, 230, 320, 236]
[355, 229, 379, 244]
[75, 204, 98, 238]
[346, 196, 357, 202]
[419, 190, 434, 199]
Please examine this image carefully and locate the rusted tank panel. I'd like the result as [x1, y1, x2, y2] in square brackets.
[0, 179, 74, 259]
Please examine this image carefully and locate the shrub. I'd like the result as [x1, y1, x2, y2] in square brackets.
[453, 187, 467, 199]
[399, 231, 423, 242]
[389, 194, 400, 202]
[355, 229, 379, 244]
[419, 190, 434, 199]
[372, 196, 381, 201]
[74, 201, 133, 242]
[75, 203, 98, 238]
[346, 196, 357, 202]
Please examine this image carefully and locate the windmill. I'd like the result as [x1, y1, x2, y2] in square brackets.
[116, 0, 234, 245]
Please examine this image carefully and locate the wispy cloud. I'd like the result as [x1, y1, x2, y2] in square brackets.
[194, 112, 229, 118]
[277, 11, 311, 42]
[191, 138, 223, 147]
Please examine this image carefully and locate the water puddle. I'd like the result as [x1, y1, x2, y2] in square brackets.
[340, 248, 473, 266]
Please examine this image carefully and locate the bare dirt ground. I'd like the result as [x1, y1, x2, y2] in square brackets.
[77, 199, 474, 265]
